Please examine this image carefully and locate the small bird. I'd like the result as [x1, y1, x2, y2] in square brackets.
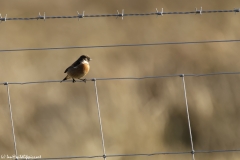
[61, 55, 91, 83]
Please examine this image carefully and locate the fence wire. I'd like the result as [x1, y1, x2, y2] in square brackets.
[3, 71, 240, 160]
[181, 75, 195, 160]
[30, 149, 240, 160]
[5, 83, 18, 157]
[1, 71, 240, 85]
[0, 8, 240, 22]
[93, 79, 107, 160]
[0, 39, 240, 53]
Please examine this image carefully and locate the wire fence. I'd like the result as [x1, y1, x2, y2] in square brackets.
[3, 72, 240, 160]
[0, 7, 240, 22]
[2, 5, 240, 160]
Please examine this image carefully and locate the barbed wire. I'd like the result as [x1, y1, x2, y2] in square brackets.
[0, 7, 240, 22]
[1, 39, 240, 52]
[1, 71, 240, 85]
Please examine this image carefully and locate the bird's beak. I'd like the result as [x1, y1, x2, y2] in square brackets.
[90, 58, 92, 61]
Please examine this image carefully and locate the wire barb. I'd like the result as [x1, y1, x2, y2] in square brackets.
[77, 11, 85, 20]
[117, 9, 124, 20]
[38, 12, 45, 21]
[234, 8, 240, 14]
[156, 8, 164, 16]
[0, 13, 7, 22]
[195, 7, 203, 14]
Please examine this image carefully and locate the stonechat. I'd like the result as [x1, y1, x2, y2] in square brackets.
[61, 55, 91, 83]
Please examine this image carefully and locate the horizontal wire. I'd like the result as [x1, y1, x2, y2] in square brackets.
[0, 39, 240, 52]
[25, 149, 240, 160]
[33, 152, 190, 160]
[33, 155, 102, 160]
[1, 71, 240, 85]
[196, 149, 240, 154]
[1, 8, 240, 21]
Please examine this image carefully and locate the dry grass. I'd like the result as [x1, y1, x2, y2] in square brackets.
[0, 0, 240, 159]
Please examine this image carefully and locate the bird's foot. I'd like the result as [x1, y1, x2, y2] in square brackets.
[61, 77, 67, 83]
[72, 79, 76, 83]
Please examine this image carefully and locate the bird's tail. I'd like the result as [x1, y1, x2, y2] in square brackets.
[60, 76, 68, 83]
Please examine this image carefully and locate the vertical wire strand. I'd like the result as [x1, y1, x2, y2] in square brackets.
[5, 82, 18, 157]
[181, 75, 195, 160]
[93, 79, 107, 160]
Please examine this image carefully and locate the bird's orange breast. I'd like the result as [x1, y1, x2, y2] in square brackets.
[67, 63, 90, 79]
[81, 63, 90, 75]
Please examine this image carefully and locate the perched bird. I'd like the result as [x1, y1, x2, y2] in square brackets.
[61, 55, 91, 83]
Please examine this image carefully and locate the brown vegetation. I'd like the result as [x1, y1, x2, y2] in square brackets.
[0, 1, 240, 159]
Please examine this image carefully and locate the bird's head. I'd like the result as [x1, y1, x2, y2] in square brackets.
[80, 55, 92, 62]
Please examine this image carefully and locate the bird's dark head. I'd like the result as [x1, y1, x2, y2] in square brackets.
[79, 55, 91, 62]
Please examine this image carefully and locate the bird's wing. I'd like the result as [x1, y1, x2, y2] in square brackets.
[71, 59, 81, 68]
[64, 67, 69, 73]
[64, 59, 81, 73]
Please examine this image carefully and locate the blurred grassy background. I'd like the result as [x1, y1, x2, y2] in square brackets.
[0, 0, 240, 160]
